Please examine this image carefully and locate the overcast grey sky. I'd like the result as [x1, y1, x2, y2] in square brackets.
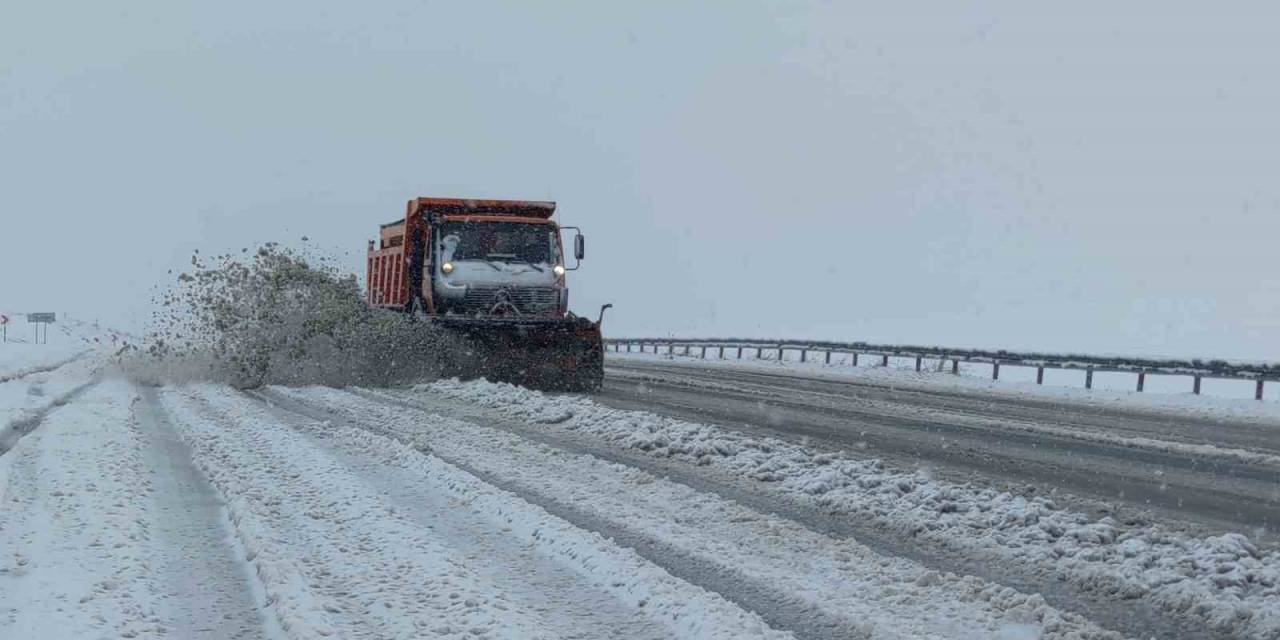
[2, 1, 1277, 359]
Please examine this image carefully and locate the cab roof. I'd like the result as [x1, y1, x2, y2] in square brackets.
[409, 197, 556, 219]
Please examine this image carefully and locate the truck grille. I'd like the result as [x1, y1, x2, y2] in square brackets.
[459, 286, 559, 316]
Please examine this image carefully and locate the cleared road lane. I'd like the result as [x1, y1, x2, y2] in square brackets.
[600, 357, 1280, 544]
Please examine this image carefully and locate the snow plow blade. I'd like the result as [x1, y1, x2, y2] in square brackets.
[431, 316, 604, 392]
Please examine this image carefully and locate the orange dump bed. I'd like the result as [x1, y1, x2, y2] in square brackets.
[367, 220, 407, 307]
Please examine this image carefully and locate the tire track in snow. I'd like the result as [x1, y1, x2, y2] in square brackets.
[165, 385, 784, 640]
[161, 388, 551, 639]
[134, 386, 278, 640]
[244, 391, 683, 640]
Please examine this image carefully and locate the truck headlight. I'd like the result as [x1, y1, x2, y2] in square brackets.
[442, 262, 454, 274]
[553, 265, 565, 277]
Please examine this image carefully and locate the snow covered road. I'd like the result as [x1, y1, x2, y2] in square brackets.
[2, 350, 1277, 638]
[261, 385, 1110, 640]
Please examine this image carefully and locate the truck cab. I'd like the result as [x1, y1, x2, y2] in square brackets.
[433, 216, 568, 317]
[367, 198, 585, 319]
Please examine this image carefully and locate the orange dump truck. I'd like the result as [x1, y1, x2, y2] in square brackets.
[367, 197, 606, 391]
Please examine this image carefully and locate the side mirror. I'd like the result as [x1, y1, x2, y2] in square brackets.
[574, 234, 585, 261]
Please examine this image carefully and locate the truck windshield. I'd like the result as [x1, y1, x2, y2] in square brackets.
[439, 221, 555, 264]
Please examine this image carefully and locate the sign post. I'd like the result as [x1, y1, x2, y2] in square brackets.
[26, 313, 56, 345]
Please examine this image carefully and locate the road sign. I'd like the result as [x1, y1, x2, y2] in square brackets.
[27, 312, 56, 323]
[0, 314, 8, 325]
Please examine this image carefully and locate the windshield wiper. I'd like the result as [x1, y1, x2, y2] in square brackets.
[511, 259, 544, 272]
[483, 254, 545, 272]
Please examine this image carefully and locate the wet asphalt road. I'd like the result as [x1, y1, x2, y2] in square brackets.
[599, 358, 1280, 543]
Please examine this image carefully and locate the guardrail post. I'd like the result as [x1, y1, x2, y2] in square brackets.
[915, 356, 922, 372]
[1193, 375, 1202, 395]
[825, 351, 832, 364]
[800, 349, 807, 363]
[852, 352, 859, 367]
[881, 354, 889, 367]
[737, 346, 743, 359]
[992, 361, 1000, 380]
[1036, 366, 1044, 385]
[718, 346, 724, 359]
[756, 347, 763, 359]
[1085, 367, 1094, 390]
[700, 345, 707, 359]
[951, 359, 959, 375]
[778, 346, 785, 361]
[1137, 372, 1145, 392]
[1257, 380, 1265, 401]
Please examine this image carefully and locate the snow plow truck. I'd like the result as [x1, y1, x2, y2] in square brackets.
[366, 197, 607, 391]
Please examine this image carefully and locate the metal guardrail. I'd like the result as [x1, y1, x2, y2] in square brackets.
[604, 337, 1280, 400]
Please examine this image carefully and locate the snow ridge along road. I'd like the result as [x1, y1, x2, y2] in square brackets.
[424, 376, 1280, 640]
[135, 387, 275, 640]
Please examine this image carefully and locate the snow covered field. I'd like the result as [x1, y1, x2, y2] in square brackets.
[2, 336, 1278, 638]
[0, 314, 109, 381]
